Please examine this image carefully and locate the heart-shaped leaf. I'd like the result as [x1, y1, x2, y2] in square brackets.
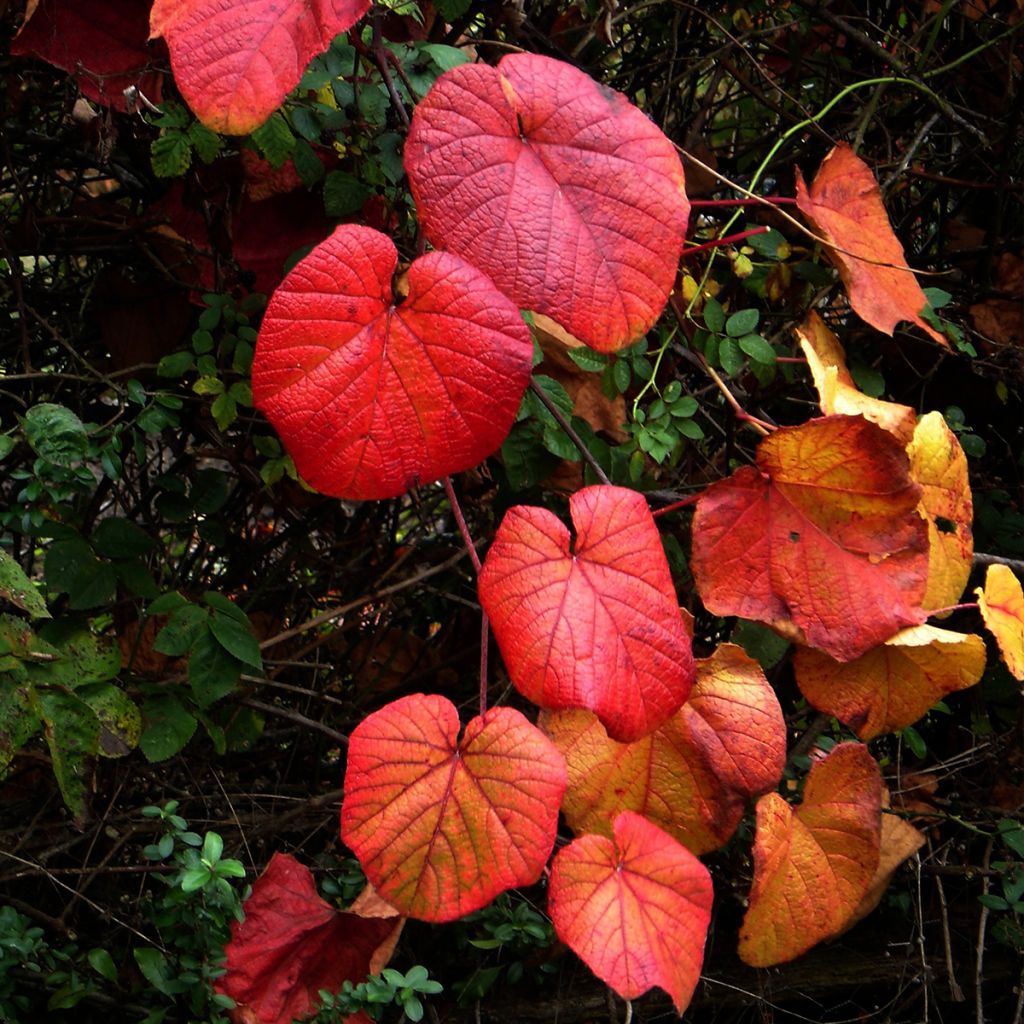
[542, 644, 785, 855]
[252, 224, 533, 501]
[217, 853, 402, 1024]
[692, 415, 929, 661]
[795, 144, 947, 347]
[150, 0, 370, 134]
[479, 485, 695, 742]
[405, 53, 689, 352]
[795, 310, 916, 443]
[793, 624, 986, 739]
[976, 564, 1024, 680]
[548, 811, 713, 1014]
[340, 694, 567, 922]
[739, 743, 882, 967]
[908, 411, 973, 612]
[13, 0, 164, 111]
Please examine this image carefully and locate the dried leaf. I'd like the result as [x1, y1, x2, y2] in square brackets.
[976, 564, 1024, 680]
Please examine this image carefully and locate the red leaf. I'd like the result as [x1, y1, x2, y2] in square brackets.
[405, 54, 689, 353]
[739, 743, 882, 966]
[340, 694, 567, 922]
[479, 485, 695, 742]
[548, 811, 713, 1013]
[252, 225, 533, 500]
[150, 0, 371, 134]
[691, 415, 929, 661]
[795, 144, 947, 346]
[12, 0, 164, 111]
[217, 853, 403, 1024]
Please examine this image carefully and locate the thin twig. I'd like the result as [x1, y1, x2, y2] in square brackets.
[976, 836, 995, 1024]
[528, 378, 611, 484]
[240, 697, 350, 747]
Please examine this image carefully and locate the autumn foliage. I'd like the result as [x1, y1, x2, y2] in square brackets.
[5, 1, 1024, 1022]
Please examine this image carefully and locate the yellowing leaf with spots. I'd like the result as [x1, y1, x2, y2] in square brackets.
[793, 625, 986, 739]
[795, 310, 916, 443]
[976, 564, 1024, 680]
[340, 694, 567, 922]
[908, 412, 973, 612]
[739, 743, 882, 967]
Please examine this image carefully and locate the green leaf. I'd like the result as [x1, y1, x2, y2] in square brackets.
[147, 591, 189, 616]
[250, 112, 295, 167]
[726, 308, 760, 337]
[211, 392, 237, 431]
[703, 297, 725, 334]
[191, 468, 232, 514]
[37, 623, 120, 688]
[77, 682, 141, 757]
[154, 604, 208, 657]
[151, 131, 192, 177]
[188, 628, 242, 708]
[115, 559, 158, 599]
[187, 120, 222, 163]
[156, 350, 194, 378]
[999, 820, 1024, 858]
[738, 333, 776, 364]
[209, 611, 262, 669]
[565, 346, 608, 372]
[87, 948, 117, 983]
[528, 375, 573, 425]
[181, 867, 212, 892]
[731, 619, 790, 670]
[670, 396, 698, 418]
[67, 561, 118, 610]
[435, 0, 472, 16]
[203, 592, 249, 622]
[719, 337, 744, 376]
[420, 42, 470, 71]
[292, 137, 325, 185]
[44, 539, 95, 596]
[92, 518, 156, 559]
[0, 680, 41, 772]
[745, 227, 788, 259]
[850, 365, 885, 398]
[134, 948, 175, 997]
[22, 403, 88, 466]
[139, 694, 197, 762]
[324, 170, 371, 217]
[0, 548, 49, 619]
[36, 690, 101, 818]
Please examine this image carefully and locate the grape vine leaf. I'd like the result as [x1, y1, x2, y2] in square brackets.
[479, 485, 695, 742]
[548, 811, 713, 1014]
[149, 0, 371, 134]
[739, 743, 883, 967]
[976, 564, 1024, 680]
[541, 644, 785, 854]
[405, 53, 689, 352]
[340, 694, 567, 922]
[252, 224, 533, 501]
[691, 415, 930, 661]
[12, 0, 164, 111]
[795, 310, 916, 443]
[793, 624, 986, 739]
[795, 143, 948, 347]
[908, 411, 973, 612]
[217, 853, 403, 1024]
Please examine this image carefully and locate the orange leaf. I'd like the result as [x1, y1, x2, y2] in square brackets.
[794, 310, 916, 443]
[340, 694, 567, 922]
[793, 624, 986, 739]
[217, 853, 403, 1024]
[976, 564, 1024, 680]
[739, 743, 882, 967]
[795, 144, 948, 347]
[548, 811, 713, 1013]
[692, 415, 929, 661]
[907, 411, 973, 611]
[542, 644, 785, 855]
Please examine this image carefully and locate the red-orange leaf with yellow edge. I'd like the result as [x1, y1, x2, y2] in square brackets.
[405, 54, 689, 353]
[340, 694, 566, 923]
[795, 310, 916, 443]
[548, 811, 713, 1013]
[541, 644, 785, 855]
[795, 144, 947, 347]
[252, 224, 533, 501]
[150, 0, 370, 134]
[739, 743, 882, 967]
[691, 415, 929, 662]
[976, 564, 1024, 680]
[793, 624, 986, 739]
[216, 852, 403, 1024]
[479, 485, 695, 743]
[908, 411, 974, 612]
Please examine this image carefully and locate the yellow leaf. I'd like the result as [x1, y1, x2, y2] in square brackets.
[794, 624, 986, 739]
[976, 564, 1024, 680]
[907, 411, 973, 612]
[795, 310, 916, 443]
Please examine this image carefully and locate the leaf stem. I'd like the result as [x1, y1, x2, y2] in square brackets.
[651, 493, 701, 518]
[680, 225, 770, 258]
[927, 602, 978, 618]
[442, 476, 482, 574]
[689, 197, 796, 208]
[528, 378, 611, 485]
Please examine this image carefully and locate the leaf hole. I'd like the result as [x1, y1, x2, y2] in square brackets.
[935, 516, 956, 534]
[789, 531, 800, 543]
